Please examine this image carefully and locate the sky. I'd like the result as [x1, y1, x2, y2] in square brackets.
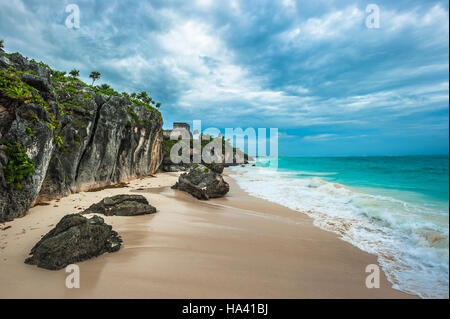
[0, 0, 448, 156]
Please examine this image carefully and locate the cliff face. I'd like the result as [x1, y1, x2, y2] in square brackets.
[0, 50, 163, 222]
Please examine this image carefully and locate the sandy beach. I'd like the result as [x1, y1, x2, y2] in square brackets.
[0, 170, 416, 299]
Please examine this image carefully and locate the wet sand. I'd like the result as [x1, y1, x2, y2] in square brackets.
[0, 171, 416, 298]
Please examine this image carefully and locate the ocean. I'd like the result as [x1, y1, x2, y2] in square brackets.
[229, 155, 449, 298]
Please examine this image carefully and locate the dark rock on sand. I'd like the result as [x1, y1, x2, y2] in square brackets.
[172, 164, 229, 200]
[24, 214, 122, 270]
[202, 162, 224, 174]
[82, 194, 156, 216]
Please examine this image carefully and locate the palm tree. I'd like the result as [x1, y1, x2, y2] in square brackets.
[98, 83, 111, 90]
[137, 91, 149, 102]
[69, 69, 80, 78]
[89, 71, 101, 85]
[139, 91, 155, 104]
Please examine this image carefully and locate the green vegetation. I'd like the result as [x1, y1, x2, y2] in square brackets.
[125, 91, 163, 123]
[89, 71, 101, 85]
[93, 88, 163, 122]
[26, 127, 34, 137]
[197, 134, 249, 160]
[1, 49, 163, 156]
[0, 67, 33, 102]
[162, 139, 179, 157]
[137, 91, 153, 104]
[198, 133, 221, 150]
[45, 121, 56, 131]
[73, 119, 86, 129]
[29, 58, 50, 69]
[55, 135, 66, 152]
[31, 113, 39, 123]
[134, 91, 162, 109]
[51, 70, 66, 79]
[0, 40, 4, 50]
[1, 141, 35, 190]
[4, 86, 32, 100]
[69, 69, 80, 78]
[57, 101, 64, 116]
[0, 67, 49, 110]
[73, 133, 81, 147]
[94, 83, 120, 96]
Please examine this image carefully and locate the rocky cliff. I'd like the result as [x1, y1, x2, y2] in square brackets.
[0, 49, 163, 222]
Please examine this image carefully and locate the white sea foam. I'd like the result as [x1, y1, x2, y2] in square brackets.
[230, 164, 449, 298]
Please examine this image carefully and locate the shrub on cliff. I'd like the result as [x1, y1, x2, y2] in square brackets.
[0, 67, 45, 105]
[94, 83, 120, 96]
[162, 139, 179, 157]
[1, 141, 35, 190]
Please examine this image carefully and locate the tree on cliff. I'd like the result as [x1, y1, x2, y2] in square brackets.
[0, 40, 4, 49]
[69, 69, 80, 78]
[137, 91, 151, 104]
[140, 91, 157, 105]
[89, 71, 101, 85]
[156, 102, 161, 109]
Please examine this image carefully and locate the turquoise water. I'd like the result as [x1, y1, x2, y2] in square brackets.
[231, 155, 449, 298]
[276, 155, 449, 209]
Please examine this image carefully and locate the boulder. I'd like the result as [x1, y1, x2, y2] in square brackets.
[0, 56, 10, 68]
[82, 194, 156, 216]
[24, 214, 122, 270]
[202, 161, 224, 174]
[172, 164, 229, 200]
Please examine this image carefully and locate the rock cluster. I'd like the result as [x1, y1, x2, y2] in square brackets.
[160, 123, 251, 173]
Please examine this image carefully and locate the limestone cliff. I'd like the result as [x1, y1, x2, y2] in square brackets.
[0, 49, 163, 222]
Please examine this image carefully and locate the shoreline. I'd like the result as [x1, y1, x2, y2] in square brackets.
[0, 171, 416, 298]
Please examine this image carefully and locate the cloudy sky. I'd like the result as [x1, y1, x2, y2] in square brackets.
[1, 0, 448, 156]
